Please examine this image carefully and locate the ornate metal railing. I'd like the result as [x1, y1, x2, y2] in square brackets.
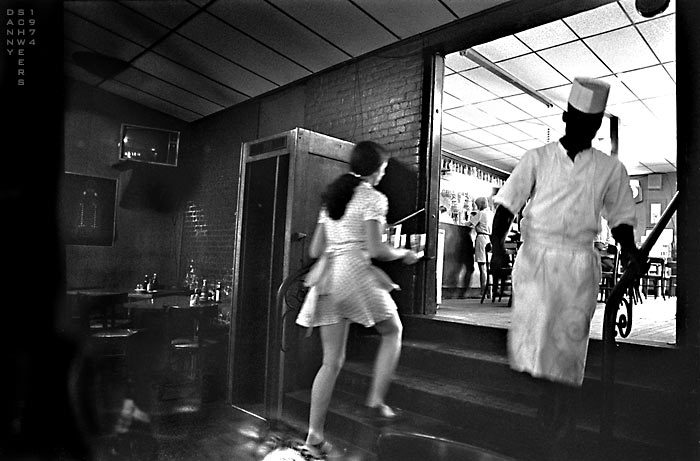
[276, 262, 313, 353]
[600, 191, 679, 446]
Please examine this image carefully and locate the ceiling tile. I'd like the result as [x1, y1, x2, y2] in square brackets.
[472, 35, 531, 62]
[153, 34, 278, 98]
[483, 124, 532, 142]
[564, 2, 630, 37]
[483, 157, 519, 171]
[515, 20, 577, 51]
[585, 26, 658, 73]
[208, 0, 349, 72]
[643, 101, 677, 141]
[463, 146, 507, 162]
[510, 119, 554, 141]
[473, 98, 531, 123]
[449, 105, 502, 128]
[64, 61, 105, 86]
[132, 53, 247, 108]
[536, 114, 566, 135]
[643, 95, 676, 126]
[537, 40, 610, 81]
[119, 0, 198, 29]
[116, 67, 224, 115]
[461, 67, 522, 98]
[100, 79, 201, 122]
[64, 11, 145, 62]
[625, 163, 653, 175]
[463, 128, 507, 145]
[443, 74, 498, 105]
[442, 113, 477, 132]
[618, 65, 675, 99]
[618, 0, 676, 24]
[636, 15, 675, 63]
[268, 0, 395, 57]
[664, 62, 676, 82]
[515, 139, 544, 150]
[540, 84, 572, 109]
[351, 0, 457, 39]
[440, 0, 510, 18]
[442, 132, 484, 150]
[491, 142, 527, 157]
[65, 1, 167, 48]
[442, 93, 464, 110]
[180, 13, 310, 86]
[597, 76, 638, 105]
[608, 100, 655, 128]
[445, 53, 478, 73]
[503, 93, 563, 118]
[643, 163, 676, 173]
[499, 53, 569, 90]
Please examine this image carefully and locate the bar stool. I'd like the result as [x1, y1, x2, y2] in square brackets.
[162, 305, 202, 391]
[68, 292, 141, 436]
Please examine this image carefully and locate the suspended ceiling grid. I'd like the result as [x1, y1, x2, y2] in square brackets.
[63, 0, 676, 175]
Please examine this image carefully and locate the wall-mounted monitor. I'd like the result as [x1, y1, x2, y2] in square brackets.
[119, 123, 180, 166]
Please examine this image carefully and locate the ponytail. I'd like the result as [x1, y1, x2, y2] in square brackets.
[322, 173, 362, 220]
[321, 140, 387, 220]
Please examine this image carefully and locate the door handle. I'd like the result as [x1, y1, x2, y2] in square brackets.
[292, 232, 307, 241]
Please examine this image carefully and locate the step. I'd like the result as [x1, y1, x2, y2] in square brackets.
[334, 360, 687, 460]
[283, 388, 521, 461]
[351, 336, 691, 446]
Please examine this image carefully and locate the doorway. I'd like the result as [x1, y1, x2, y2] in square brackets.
[434, 1, 677, 345]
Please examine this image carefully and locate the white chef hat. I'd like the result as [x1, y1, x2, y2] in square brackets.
[568, 77, 610, 114]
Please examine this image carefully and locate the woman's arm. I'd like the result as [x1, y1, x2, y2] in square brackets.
[308, 222, 327, 259]
[365, 220, 418, 264]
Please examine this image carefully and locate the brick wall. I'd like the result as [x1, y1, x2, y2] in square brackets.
[304, 39, 424, 170]
[178, 39, 426, 310]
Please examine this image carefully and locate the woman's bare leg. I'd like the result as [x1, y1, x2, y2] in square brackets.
[366, 312, 403, 411]
[306, 321, 350, 445]
[478, 262, 488, 296]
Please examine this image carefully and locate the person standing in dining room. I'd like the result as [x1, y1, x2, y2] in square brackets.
[488, 77, 645, 458]
[467, 196, 495, 299]
[295, 141, 420, 459]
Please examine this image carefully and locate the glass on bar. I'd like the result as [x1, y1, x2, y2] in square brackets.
[410, 233, 426, 259]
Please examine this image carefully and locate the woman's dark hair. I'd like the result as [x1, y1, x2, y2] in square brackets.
[322, 141, 387, 220]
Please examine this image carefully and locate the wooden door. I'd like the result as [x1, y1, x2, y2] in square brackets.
[230, 129, 353, 416]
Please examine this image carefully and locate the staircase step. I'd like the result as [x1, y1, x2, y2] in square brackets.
[283, 388, 521, 460]
[335, 360, 686, 459]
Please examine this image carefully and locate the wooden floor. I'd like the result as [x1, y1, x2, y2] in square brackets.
[432, 294, 677, 346]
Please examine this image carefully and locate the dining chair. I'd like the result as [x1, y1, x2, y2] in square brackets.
[598, 244, 620, 303]
[481, 243, 514, 306]
[640, 257, 667, 300]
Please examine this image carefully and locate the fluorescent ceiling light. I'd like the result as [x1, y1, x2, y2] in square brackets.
[460, 48, 555, 108]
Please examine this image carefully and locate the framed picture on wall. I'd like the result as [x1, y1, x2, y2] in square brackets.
[59, 172, 118, 246]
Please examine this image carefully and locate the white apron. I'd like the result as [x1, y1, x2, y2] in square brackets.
[495, 143, 636, 386]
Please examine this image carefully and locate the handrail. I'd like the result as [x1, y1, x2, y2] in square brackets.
[275, 261, 314, 353]
[600, 191, 679, 446]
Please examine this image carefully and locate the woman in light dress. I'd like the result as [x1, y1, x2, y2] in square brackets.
[296, 141, 419, 459]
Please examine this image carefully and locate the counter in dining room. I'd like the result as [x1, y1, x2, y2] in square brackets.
[439, 222, 478, 299]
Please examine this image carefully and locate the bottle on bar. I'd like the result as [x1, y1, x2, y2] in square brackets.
[215, 281, 222, 302]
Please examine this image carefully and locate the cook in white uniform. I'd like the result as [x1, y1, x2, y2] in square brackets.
[489, 77, 645, 458]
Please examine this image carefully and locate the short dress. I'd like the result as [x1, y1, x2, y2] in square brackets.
[295, 182, 399, 328]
